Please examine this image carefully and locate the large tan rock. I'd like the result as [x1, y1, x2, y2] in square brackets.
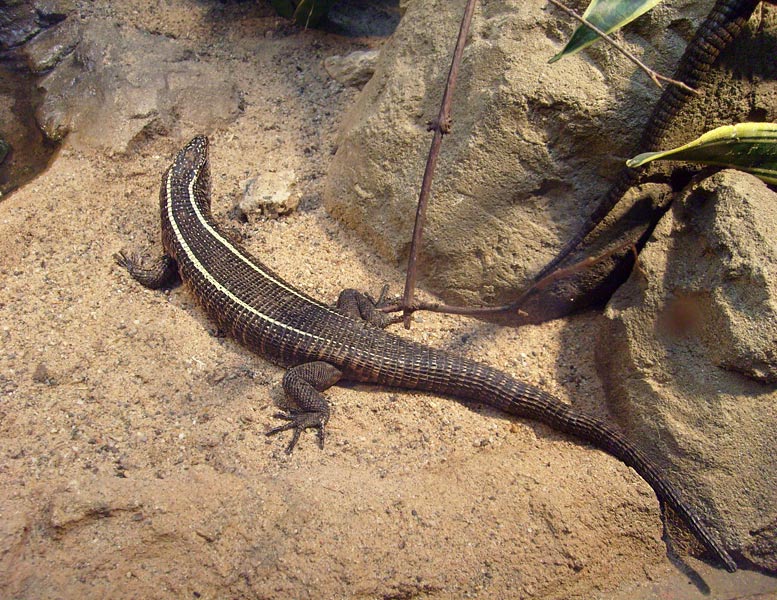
[35, 19, 242, 153]
[598, 170, 777, 571]
[323, 0, 776, 305]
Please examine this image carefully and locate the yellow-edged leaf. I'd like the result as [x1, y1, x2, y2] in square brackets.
[550, 0, 663, 63]
[626, 122, 777, 184]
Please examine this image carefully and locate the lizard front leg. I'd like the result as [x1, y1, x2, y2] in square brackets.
[336, 287, 403, 328]
[266, 361, 342, 453]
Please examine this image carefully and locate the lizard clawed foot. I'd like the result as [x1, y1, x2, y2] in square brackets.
[113, 250, 139, 271]
[371, 284, 404, 326]
[372, 284, 391, 307]
[336, 286, 403, 328]
[266, 410, 328, 454]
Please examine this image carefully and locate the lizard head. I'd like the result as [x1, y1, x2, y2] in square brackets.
[166, 135, 212, 210]
[173, 135, 209, 176]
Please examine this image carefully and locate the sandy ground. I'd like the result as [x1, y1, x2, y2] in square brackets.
[1, 1, 776, 598]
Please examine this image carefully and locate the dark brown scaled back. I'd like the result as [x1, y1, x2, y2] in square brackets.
[118, 135, 738, 572]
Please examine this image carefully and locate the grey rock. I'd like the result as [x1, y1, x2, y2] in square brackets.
[0, 60, 57, 196]
[324, 50, 379, 88]
[238, 170, 300, 220]
[32, 0, 73, 22]
[598, 170, 777, 571]
[22, 16, 80, 72]
[0, 138, 9, 165]
[0, 0, 73, 50]
[32, 362, 56, 385]
[323, 0, 776, 306]
[326, 0, 401, 38]
[0, 1, 39, 49]
[35, 20, 242, 153]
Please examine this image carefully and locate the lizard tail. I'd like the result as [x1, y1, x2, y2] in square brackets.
[426, 360, 738, 572]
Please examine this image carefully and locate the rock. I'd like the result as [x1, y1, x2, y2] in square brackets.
[514, 180, 675, 323]
[324, 50, 379, 88]
[0, 0, 72, 50]
[323, 0, 777, 306]
[0, 1, 40, 50]
[22, 16, 80, 72]
[325, 0, 401, 37]
[0, 61, 57, 196]
[32, 362, 56, 385]
[598, 170, 777, 571]
[34, 19, 242, 153]
[0, 138, 9, 165]
[32, 0, 73, 23]
[238, 170, 299, 219]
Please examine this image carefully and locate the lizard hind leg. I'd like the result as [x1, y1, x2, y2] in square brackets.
[114, 251, 180, 290]
[266, 361, 342, 454]
[336, 287, 403, 328]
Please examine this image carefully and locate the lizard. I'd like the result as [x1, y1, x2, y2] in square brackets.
[533, 0, 764, 282]
[116, 135, 737, 572]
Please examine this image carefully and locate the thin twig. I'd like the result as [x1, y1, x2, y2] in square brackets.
[383, 299, 529, 318]
[401, 0, 479, 329]
[384, 238, 636, 319]
[547, 0, 697, 94]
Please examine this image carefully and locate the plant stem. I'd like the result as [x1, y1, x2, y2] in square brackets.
[385, 239, 636, 320]
[401, 0, 479, 328]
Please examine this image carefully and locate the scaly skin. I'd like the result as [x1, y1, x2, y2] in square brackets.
[118, 136, 738, 572]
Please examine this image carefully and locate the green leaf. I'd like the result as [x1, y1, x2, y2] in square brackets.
[626, 122, 777, 184]
[550, 0, 663, 63]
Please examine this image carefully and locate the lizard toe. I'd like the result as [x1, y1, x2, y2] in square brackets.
[266, 410, 328, 454]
